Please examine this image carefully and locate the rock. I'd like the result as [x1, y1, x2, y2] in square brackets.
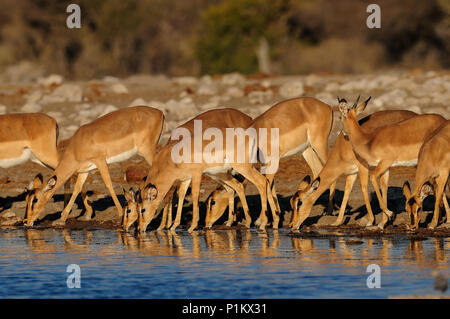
[37, 74, 64, 86]
[173, 76, 198, 86]
[21, 103, 42, 112]
[314, 92, 335, 106]
[324, 82, 340, 92]
[406, 106, 422, 114]
[0, 105, 6, 114]
[373, 89, 407, 108]
[199, 101, 219, 111]
[40, 84, 83, 104]
[1, 61, 44, 83]
[0, 211, 21, 226]
[128, 98, 148, 107]
[248, 90, 273, 105]
[110, 83, 129, 94]
[197, 83, 218, 95]
[103, 76, 120, 83]
[98, 104, 119, 117]
[47, 111, 64, 123]
[279, 81, 304, 98]
[221, 73, 245, 86]
[125, 165, 148, 183]
[26, 90, 44, 104]
[225, 87, 244, 98]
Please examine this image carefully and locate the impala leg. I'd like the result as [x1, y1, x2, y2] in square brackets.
[188, 175, 201, 233]
[260, 174, 278, 226]
[53, 172, 89, 227]
[222, 184, 235, 227]
[332, 173, 357, 226]
[77, 187, 93, 221]
[223, 176, 251, 228]
[233, 164, 268, 230]
[157, 198, 170, 231]
[370, 161, 393, 229]
[359, 164, 375, 226]
[170, 180, 190, 231]
[95, 159, 123, 218]
[327, 181, 337, 215]
[429, 173, 447, 229]
[303, 146, 323, 179]
[166, 191, 174, 229]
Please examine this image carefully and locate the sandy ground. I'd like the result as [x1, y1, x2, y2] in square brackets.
[0, 70, 449, 236]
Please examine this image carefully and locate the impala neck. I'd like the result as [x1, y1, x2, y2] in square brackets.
[343, 113, 370, 154]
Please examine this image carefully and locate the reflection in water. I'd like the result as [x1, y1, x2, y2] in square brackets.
[0, 228, 448, 298]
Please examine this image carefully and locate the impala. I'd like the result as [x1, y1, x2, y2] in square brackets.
[249, 97, 335, 229]
[335, 96, 446, 229]
[205, 174, 247, 228]
[137, 108, 268, 233]
[25, 106, 164, 226]
[0, 113, 78, 220]
[403, 120, 450, 229]
[290, 109, 417, 229]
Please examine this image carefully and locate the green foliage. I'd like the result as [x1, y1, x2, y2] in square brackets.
[196, 0, 289, 74]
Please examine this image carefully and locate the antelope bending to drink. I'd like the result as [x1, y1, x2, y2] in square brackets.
[403, 120, 450, 229]
[248, 97, 334, 229]
[290, 109, 417, 229]
[25, 106, 164, 226]
[336, 96, 446, 229]
[136, 108, 268, 233]
[0, 113, 76, 220]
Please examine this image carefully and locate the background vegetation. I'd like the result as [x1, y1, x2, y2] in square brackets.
[0, 0, 448, 79]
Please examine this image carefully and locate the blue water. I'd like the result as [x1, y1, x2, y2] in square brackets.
[0, 228, 448, 298]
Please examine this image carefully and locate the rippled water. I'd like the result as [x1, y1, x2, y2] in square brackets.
[0, 228, 448, 298]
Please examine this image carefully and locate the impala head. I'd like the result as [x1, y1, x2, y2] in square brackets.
[290, 176, 320, 212]
[403, 181, 433, 230]
[122, 188, 139, 231]
[137, 183, 158, 232]
[337, 95, 371, 138]
[205, 187, 229, 228]
[25, 174, 58, 226]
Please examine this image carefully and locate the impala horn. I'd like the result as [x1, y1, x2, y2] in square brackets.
[352, 95, 361, 109]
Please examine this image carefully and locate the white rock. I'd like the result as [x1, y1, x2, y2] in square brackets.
[225, 87, 244, 98]
[173, 76, 198, 86]
[146, 100, 166, 111]
[47, 111, 64, 122]
[324, 82, 340, 92]
[128, 98, 148, 107]
[98, 104, 119, 117]
[103, 76, 120, 83]
[200, 75, 213, 84]
[279, 81, 304, 98]
[314, 93, 335, 106]
[197, 83, 218, 95]
[221, 73, 245, 86]
[26, 90, 43, 104]
[248, 90, 273, 105]
[21, 103, 42, 112]
[199, 101, 219, 111]
[110, 83, 128, 94]
[0, 105, 6, 114]
[40, 84, 83, 104]
[373, 89, 407, 107]
[37, 74, 64, 86]
[406, 106, 422, 114]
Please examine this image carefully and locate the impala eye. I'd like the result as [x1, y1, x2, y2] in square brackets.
[141, 208, 146, 214]
[210, 200, 215, 206]
[33, 197, 38, 204]
[126, 209, 131, 214]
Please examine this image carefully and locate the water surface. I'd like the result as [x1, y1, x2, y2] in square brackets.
[0, 228, 448, 298]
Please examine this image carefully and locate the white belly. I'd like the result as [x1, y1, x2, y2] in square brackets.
[203, 164, 232, 175]
[392, 159, 417, 167]
[0, 148, 33, 168]
[81, 147, 139, 172]
[281, 142, 309, 158]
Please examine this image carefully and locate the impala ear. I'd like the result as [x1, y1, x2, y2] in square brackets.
[403, 181, 412, 199]
[43, 176, 57, 193]
[128, 187, 136, 203]
[355, 96, 371, 115]
[419, 182, 433, 201]
[298, 175, 312, 191]
[305, 178, 320, 196]
[124, 188, 132, 202]
[144, 183, 158, 201]
[27, 173, 44, 191]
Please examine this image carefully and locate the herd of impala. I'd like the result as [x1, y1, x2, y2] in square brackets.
[1, 95, 449, 233]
